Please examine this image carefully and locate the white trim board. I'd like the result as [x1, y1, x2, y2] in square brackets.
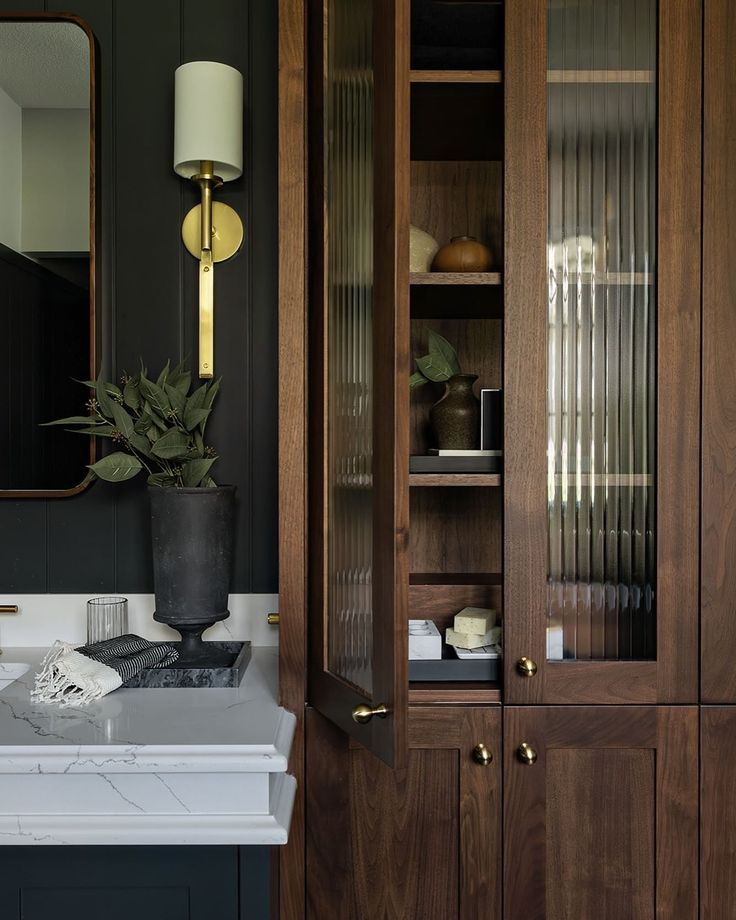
[0, 594, 279, 648]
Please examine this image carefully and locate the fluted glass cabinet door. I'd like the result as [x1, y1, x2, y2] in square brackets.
[504, 0, 700, 704]
[307, 0, 409, 766]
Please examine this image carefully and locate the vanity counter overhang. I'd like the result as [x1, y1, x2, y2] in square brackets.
[0, 648, 295, 846]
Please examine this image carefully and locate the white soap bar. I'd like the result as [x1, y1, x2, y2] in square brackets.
[453, 607, 496, 636]
[446, 627, 497, 650]
[408, 619, 442, 660]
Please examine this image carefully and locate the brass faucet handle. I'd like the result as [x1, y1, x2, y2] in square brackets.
[0, 606, 18, 614]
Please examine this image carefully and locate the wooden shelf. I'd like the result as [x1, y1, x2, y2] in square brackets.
[548, 69, 655, 84]
[410, 473, 501, 487]
[411, 271, 502, 286]
[409, 681, 502, 704]
[410, 572, 503, 586]
[410, 69, 502, 84]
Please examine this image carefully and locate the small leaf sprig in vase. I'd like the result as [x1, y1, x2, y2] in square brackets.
[43, 360, 220, 487]
[409, 330, 462, 388]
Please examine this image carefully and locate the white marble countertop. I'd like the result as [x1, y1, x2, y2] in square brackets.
[0, 648, 296, 845]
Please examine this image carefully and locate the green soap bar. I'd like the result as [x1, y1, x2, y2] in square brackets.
[453, 607, 496, 636]
[446, 627, 497, 650]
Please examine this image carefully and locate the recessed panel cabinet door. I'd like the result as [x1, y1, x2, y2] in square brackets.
[307, 0, 410, 766]
[503, 706, 698, 920]
[504, 0, 701, 704]
[306, 706, 501, 920]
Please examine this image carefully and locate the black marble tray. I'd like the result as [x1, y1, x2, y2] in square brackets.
[122, 641, 251, 689]
[409, 644, 500, 682]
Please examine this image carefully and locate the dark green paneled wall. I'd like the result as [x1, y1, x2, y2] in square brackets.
[0, 0, 278, 594]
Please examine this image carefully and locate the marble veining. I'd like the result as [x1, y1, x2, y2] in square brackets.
[0, 647, 296, 845]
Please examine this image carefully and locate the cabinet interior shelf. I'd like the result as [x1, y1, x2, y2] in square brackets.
[409, 473, 502, 487]
[410, 69, 502, 84]
[410, 272, 502, 286]
[408, 682, 502, 704]
[410, 572, 503, 586]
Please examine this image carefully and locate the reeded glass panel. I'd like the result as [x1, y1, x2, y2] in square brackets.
[547, 0, 656, 661]
[325, 0, 374, 693]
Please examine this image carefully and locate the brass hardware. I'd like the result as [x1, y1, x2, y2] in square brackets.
[181, 160, 244, 379]
[351, 703, 389, 725]
[267, 613, 280, 626]
[0, 605, 18, 656]
[516, 656, 538, 678]
[472, 743, 493, 766]
[517, 742, 538, 766]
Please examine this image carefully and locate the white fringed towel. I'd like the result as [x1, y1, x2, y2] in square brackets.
[32, 635, 179, 707]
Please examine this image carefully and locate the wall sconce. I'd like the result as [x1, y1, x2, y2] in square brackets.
[174, 61, 244, 379]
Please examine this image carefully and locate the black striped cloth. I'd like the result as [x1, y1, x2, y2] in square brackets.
[79, 634, 179, 681]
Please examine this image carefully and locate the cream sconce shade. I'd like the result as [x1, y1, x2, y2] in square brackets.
[174, 61, 244, 378]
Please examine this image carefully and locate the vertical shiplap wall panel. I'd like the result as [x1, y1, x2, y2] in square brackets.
[0, 0, 279, 595]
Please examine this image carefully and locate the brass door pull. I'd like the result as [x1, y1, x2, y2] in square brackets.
[472, 743, 493, 766]
[517, 742, 538, 765]
[0, 606, 18, 614]
[516, 656, 538, 678]
[266, 613, 280, 626]
[352, 703, 389, 724]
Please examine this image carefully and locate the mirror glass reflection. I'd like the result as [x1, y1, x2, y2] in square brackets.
[0, 18, 93, 493]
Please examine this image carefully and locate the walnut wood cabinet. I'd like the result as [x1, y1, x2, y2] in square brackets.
[277, 0, 713, 917]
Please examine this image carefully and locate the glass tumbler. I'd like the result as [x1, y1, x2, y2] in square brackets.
[86, 596, 128, 645]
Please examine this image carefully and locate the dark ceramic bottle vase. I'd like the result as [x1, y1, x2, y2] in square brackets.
[430, 374, 481, 450]
[149, 485, 236, 666]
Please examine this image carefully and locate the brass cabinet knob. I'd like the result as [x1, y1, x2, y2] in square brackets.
[472, 743, 493, 766]
[266, 613, 280, 626]
[517, 742, 538, 766]
[352, 703, 389, 724]
[516, 656, 538, 678]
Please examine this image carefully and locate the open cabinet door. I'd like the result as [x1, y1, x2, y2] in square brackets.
[307, 0, 410, 766]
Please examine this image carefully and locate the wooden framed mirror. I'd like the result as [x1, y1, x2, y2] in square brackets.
[0, 13, 96, 498]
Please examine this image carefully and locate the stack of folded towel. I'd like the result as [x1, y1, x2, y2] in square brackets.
[32, 635, 179, 707]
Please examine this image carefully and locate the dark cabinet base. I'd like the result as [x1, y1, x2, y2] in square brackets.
[0, 846, 271, 920]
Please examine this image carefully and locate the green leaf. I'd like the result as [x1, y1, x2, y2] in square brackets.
[87, 452, 142, 483]
[203, 377, 221, 411]
[95, 375, 115, 419]
[41, 415, 98, 427]
[172, 370, 191, 394]
[156, 360, 171, 388]
[147, 472, 176, 488]
[409, 371, 428, 390]
[427, 331, 461, 376]
[111, 402, 135, 441]
[123, 378, 141, 411]
[181, 457, 216, 487]
[183, 383, 209, 429]
[183, 408, 210, 431]
[68, 424, 115, 437]
[164, 382, 187, 417]
[150, 428, 190, 460]
[139, 375, 171, 418]
[201, 475, 217, 488]
[134, 413, 153, 434]
[416, 353, 454, 383]
[193, 430, 205, 457]
[128, 432, 153, 457]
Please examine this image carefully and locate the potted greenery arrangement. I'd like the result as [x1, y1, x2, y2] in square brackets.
[410, 330, 480, 450]
[45, 361, 233, 664]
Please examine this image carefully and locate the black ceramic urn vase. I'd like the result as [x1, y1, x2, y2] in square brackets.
[149, 485, 236, 665]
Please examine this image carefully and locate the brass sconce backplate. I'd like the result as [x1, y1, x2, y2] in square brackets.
[182, 201, 244, 262]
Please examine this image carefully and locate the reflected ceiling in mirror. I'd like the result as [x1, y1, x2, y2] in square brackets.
[0, 16, 96, 496]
